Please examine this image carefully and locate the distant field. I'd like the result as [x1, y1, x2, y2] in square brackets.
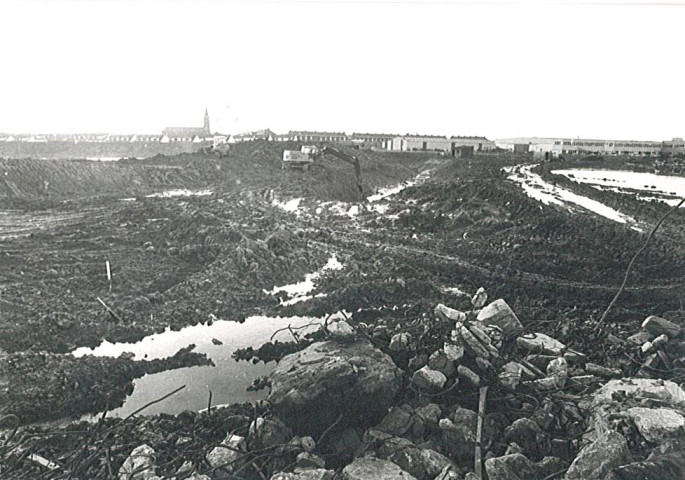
[0, 140, 207, 160]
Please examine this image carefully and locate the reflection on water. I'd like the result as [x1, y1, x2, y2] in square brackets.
[72, 315, 326, 417]
[553, 169, 685, 206]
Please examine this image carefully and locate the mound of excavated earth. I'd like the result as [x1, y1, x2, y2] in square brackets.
[268, 338, 403, 436]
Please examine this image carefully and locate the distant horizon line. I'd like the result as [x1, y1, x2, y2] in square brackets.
[0, 130, 682, 143]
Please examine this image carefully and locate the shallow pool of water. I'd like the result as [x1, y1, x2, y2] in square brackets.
[552, 169, 685, 206]
[72, 315, 326, 417]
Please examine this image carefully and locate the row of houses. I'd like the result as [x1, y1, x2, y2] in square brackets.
[497, 137, 685, 156]
[0, 133, 213, 144]
[223, 129, 497, 153]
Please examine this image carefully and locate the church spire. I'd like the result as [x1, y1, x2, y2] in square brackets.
[204, 108, 210, 135]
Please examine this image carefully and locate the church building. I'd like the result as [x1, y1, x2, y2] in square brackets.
[162, 109, 211, 141]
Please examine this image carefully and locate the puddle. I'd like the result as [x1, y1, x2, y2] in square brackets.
[266, 255, 343, 305]
[552, 169, 685, 206]
[72, 315, 330, 417]
[272, 197, 303, 214]
[366, 170, 431, 203]
[146, 189, 213, 198]
[505, 165, 636, 224]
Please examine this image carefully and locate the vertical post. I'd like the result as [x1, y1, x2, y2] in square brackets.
[475, 386, 488, 479]
[106, 260, 112, 291]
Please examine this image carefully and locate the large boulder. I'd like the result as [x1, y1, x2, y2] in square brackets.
[484, 453, 538, 480]
[565, 431, 633, 480]
[627, 407, 685, 443]
[342, 457, 417, 480]
[268, 340, 402, 436]
[118, 444, 158, 480]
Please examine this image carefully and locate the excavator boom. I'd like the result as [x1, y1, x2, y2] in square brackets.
[317, 147, 364, 198]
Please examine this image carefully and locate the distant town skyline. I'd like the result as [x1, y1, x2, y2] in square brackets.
[0, 1, 683, 141]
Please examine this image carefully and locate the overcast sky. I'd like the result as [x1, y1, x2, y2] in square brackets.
[0, 0, 683, 140]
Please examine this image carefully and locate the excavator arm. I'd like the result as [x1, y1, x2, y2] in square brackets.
[315, 146, 364, 198]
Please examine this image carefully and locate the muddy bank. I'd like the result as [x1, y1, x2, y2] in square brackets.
[0, 346, 212, 424]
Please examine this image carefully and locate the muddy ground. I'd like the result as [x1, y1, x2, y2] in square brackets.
[0, 146, 684, 477]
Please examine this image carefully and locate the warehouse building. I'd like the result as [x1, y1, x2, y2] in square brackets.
[388, 135, 496, 154]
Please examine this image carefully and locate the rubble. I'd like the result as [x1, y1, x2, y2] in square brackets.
[565, 431, 633, 480]
[626, 407, 685, 443]
[342, 457, 417, 480]
[118, 444, 158, 480]
[516, 333, 566, 355]
[476, 299, 524, 339]
[412, 366, 448, 391]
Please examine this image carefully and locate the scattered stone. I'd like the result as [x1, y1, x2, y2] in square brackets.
[118, 444, 157, 480]
[484, 453, 538, 480]
[637, 353, 662, 377]
[476, 299, 524, 339]
[390, 332, 413, 351]
[516, 333, 566, 355]
[289, 436, 316, 453]
[471, 287, 488, 308]
[211, 338, 223, 345]
[546, 357, 568, 388]
[627, 407, 685, 443]
[342, 457, 417, 480]
[377, 405, 414, 436]
[467, 322, 492, 346]
[505, 442, 524, 455]
[388, 446, 454, 480]
[562, 349, 587, 364]
[268, 340, 402, 436]
[415, 404, 442, 428]
[604, 451, 685, 480]
[443, 342, 464, 362]
[433, 464, 461, 480]
[428, 350, 457, 378]
[504, 418, 542, 459]
[499, 361, 524, 389]
[628, 331, 654, 345]
[565, 431, 633, 480]
[642, 316, 682, 338]
[457, 365, 480, 387]
[537, 456, 566, 479]
[440, 408, 477, 461]
[327, 320, 356, 339]
[651, 334, 670, 350]
[592, 379, 685, 408]
[412, 366, 447, 391]
[296, 452, 326, 469]
[585, 363, 622, 379]
[272, 470, 335, 480]
[459, 325, 490, 358]
[249, 416, 292, 448]
[206, 434, 247, 472]
[435, 304, 466, 323]
[524, 354, 556, 370]
[408, 354, 429, 372]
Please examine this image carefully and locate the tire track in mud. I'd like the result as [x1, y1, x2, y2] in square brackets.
[315, 225, 684, 294]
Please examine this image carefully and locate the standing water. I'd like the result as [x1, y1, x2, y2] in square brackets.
[72, 315, 327, 417]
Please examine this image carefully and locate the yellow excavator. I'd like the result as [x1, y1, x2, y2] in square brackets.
[282, 145, 363, 197]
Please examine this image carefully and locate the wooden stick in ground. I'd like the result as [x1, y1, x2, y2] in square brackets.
[96, 297, 124, 323]
[475, 386, 488, 479]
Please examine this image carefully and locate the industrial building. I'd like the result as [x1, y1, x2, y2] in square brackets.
[496, 137, 684, 156]
[388, 135, 496, 154]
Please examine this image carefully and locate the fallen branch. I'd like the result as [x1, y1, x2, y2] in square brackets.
[594, 196, 685, 331]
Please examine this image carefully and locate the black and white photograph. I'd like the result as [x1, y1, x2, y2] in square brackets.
[0, 0, 684, 478]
